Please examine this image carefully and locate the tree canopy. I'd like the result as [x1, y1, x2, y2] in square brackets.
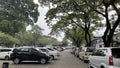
[0, 31, 19, 47]
[39, 0, 120, 47]
[0, 0, 40, 47]
[0, 0, 39, 25]
[0, 20, 25, 36]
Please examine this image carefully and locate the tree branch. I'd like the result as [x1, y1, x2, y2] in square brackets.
[70, 18, 85, 30]
[94, 10, 106, 17]
[111, 4, 120, 15]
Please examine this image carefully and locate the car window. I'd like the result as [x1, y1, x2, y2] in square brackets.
[31, 48, 39, 53]
[20, 48, 29, 52]
[41, 49, 48, 52]
[92, 50, 105, 56]
[0, 49, 11, 52]
[112, 48, 120, 58]
[47, 48, 54, 51]
[86, 48, 94, 52]
[92, 50, 98, 56]
[13, 49, 20, 53]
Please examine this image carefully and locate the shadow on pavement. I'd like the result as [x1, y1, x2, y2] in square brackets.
[10, 61, 56, 65]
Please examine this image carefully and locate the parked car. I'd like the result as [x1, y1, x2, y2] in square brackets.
[53, 46, 64, 52]
[10, 47, 51, 64]
[35, 47, 49, 55]
[89, 47, 120, 68]
[79, 47, 93, 62]
[0, 48, 14, 60]
[41, 47, 60, 60]
[75, 47, 80, 57]
[70, 47, 76, 54]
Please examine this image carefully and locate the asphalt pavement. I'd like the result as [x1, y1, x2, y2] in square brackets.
[0, 50, 88, 68]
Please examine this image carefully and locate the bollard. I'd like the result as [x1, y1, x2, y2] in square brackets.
[2, 62, 9, 68]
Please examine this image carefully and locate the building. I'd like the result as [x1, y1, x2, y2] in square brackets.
[91, 37, 104, 49]
[91, 33, 120, 48]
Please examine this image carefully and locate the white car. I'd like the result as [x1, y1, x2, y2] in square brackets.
[79, 47, 93, 62]
[75, 47, 80, 57]
[37, 47, 60, 60]
[0, 48, 14, 60]
[89, 47, 120, 68]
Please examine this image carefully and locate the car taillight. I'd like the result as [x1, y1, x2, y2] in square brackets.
[109, 56, 114, 66]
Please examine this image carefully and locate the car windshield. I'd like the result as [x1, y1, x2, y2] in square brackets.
[47, 48, 54, 51]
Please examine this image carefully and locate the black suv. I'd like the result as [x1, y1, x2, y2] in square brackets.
[10, 47, 51, 64]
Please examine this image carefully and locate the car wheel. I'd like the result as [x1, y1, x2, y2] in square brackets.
[84, 60, 87, 63]
[50, 55, 54, 60]
[88, 63, 93, 68]
[101, 66, 104, 68]
[40, 58, 47, 64]
[89, 66, 93, 68]
[5, 56, 9, 60]
[13, 58, 20, 64]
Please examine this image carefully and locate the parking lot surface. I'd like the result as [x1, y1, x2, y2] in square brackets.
[0, 50, 88, 68]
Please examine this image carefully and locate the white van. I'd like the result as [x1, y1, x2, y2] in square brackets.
[89, 47, 120, 68]
[0, 48, 14, 60]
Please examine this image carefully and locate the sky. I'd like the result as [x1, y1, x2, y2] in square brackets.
[33, 0, 64, 41]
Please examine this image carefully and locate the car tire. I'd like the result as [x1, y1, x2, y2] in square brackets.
[50, 55, 54, 60]
[40, 58, 47, 64]
[88, 63, 93, 68]
[101, 66, 104, 68]
[5, 56, 9, 60]
[89, 66, 93, 68]
[13, 58, 20, 64]
[84, 60, 87, 63]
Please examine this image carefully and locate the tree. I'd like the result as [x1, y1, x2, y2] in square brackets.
[0, 20, 25, 36]
[85, 0, 120, 47]
[0, 0, 41, 47]
[61, 37, 68, 47]
[30, 25, 43, 45]
[39, 0, 120, 47]
[65, 26, 85, 47]
[0, 0, 39, 25]
[16, 31, 34, 46]
[0, 31, 19, 47]
[39, 0, 101, 47]
[38, 36, 60, 46]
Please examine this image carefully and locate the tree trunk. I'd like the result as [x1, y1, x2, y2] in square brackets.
[85, 29, 89, 47]
[102, 28, 108, 47]
[87, 31, 91, 47]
